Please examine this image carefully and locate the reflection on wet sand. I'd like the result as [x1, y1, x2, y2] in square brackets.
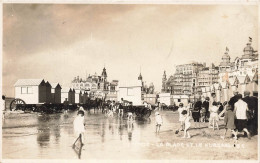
[73, 143, 83, 159]
[127, 121, 134, 141]
[3, 110, 153, 159]
[37, 115, 51, 148]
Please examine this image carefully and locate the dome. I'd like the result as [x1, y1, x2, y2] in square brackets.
[222, 52, 230, 60]
[243, 43, 254, 52]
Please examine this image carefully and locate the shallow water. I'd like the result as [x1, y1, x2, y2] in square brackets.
[2, 110, 258, 160]
[2, 109, 176, 159]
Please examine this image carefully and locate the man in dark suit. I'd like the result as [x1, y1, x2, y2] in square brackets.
[202, 97, 209, 122]
[244, 91, 258, 135]
[228, 91, 239, 111]
[242, 91, 254, 133]
[252, 92, 258, 135]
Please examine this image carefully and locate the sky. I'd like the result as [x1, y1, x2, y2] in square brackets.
[2, 4, 258, 97]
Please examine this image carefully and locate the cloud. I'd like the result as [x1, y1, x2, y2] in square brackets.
[2, 4, 258, 97]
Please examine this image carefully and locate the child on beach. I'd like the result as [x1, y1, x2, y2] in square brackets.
[209, 102, 219, 130]
[175, 103, 188, 134]
[155, 112, 163, 133]
[221, 105, 237, 140]
[73, 110, 85, 146]
[192, 106, 200, 128]
[181, 110, 191, 138]
[127, 102, 134, 121]
[200, 107, 206, 123]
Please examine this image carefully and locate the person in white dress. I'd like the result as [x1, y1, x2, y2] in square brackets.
[175, 103, 189, 134]
[155, 112, 163, 133]
[208, 102, 219, 130]
[73, 110, 85, 146]
[181, 110, 191, 138]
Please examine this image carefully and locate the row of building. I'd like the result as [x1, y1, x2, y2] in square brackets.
[14, 79, 89, 104]
[13, 67, 158, 106]
[161, 38, 258, 104]
[14, 78, 116, 105]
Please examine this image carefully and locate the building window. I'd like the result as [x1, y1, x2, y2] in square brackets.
[178, 99, 181, 102]
[27, 87, 33, 94]
[127, 88, 134, 96]
[21, 87, 33, 94]
[21, 87, 27, 94]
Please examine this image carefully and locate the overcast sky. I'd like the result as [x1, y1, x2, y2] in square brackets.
[2, 4, 258, 97]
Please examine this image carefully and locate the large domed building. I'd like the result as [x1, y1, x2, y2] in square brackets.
[242, 42, 255, 59]
[219, 48, 234, 73]
[219, 37, 258, 83]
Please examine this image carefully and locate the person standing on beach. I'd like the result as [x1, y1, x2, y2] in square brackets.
[242, 91, 256, 135]
[155, 112, 163, 133]
[202, 97, 210, 122]
[2, 95, 6, 120]
[118, 98, 124, 117]
[192, 99, 202, 128]
[208, 102, 219, 130]
[175, 103, 188, 134]
[228, 91, 239, 111]
[181, 110, 191, 139]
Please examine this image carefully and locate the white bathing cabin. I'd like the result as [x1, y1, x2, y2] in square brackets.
[117, 80, 142, 105]
[14, 79, 49, 104]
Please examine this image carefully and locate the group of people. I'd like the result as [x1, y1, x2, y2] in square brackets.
[73, 98, 137, 146]
[104, 98, 135, 120]
[73, 90, 258, 146]
[154, 91, 258, 140]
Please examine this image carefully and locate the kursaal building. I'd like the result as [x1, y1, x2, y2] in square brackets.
[161, 38, 258, 103]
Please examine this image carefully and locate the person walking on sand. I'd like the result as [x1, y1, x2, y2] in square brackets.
[221, 105, 237, 140]
[73, 110, 85, 147]
[181, 110, 191, 139]
[155, 112, 163, 133]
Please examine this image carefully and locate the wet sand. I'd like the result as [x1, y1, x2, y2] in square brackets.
[2, 110, 258, 160]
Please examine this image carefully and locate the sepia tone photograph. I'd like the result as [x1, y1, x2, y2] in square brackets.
[1, 2, 259, 161]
